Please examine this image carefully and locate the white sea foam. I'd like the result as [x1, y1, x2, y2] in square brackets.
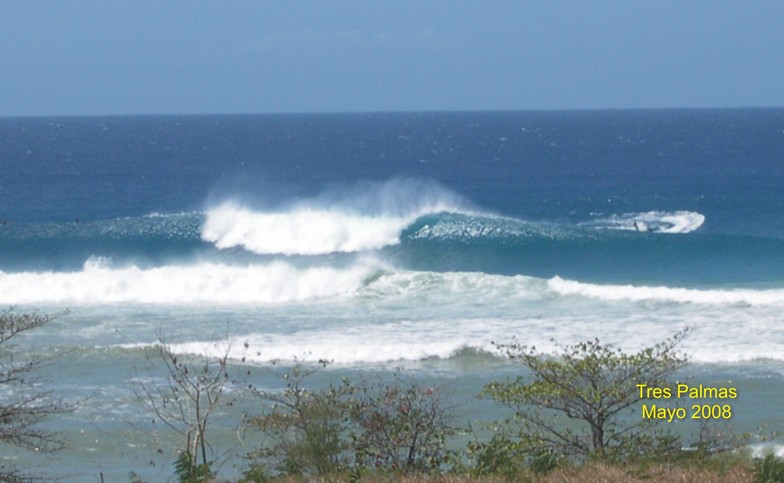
[6, 259, 784, 364]
[586, 210, 705, 233]
[548, 276, 784, 306]
[357, 271, 550, 310]
[165, 331, 485, 365]
[0, 260, 549, 308]
[201, 179, 469, 255]
[13, 262, 777, 364]
[202, 203, 416, 255]
[149, 316, 510, 364]
[5, 255, 784, 310]
[149, 305, 784, 365]
[0, 258, 377, 305]
[750, 444, 784, 458]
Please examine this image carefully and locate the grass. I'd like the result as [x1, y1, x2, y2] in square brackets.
[233, 459, 758, 483]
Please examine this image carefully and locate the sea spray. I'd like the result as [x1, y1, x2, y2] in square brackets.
[202, 203, 413, 254]
[201, 179, 471, 255]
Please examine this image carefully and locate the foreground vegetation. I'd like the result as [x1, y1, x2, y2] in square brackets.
[134, 329, 781, 483]
[0, 310, 71, 483]
[1, 310, 782, 482]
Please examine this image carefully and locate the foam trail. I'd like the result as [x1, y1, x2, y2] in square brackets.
[201, 179, 469, 255]
[585, 211, 705, 233]
[141, 307, 784, 364]
[0, 258, 377, 305]
[165, 335, 484, 365]
[142, 318, 503, 365]
[548, 276, 784, 306]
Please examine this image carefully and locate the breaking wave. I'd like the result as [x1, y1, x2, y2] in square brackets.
[548, 276, 784, 306]
[0, 257, 379, 305]
[201, 179, 471, 255]
[5, 252, 784, 309]
[201, 202, 705, 260]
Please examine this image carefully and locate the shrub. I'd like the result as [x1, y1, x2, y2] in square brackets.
[244, 364, 456, 477]
[466, 434, 529, 479]
[482, 330, 689, 463]
[133, 338, 234, 481]
[245, 362, 355, 477]
[350, 374, 455, 473]
[755, 453, 784, 483]
[0, 310, 70, 481]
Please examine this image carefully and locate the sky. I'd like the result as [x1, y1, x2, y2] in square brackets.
[2, 1, 783, 116]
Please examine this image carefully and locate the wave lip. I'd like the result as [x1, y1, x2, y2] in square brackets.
[202, 202, 418, 255]
[407, 212, 569, 241]
[201, 180, 469, 255]
[548, 276, 784, 306]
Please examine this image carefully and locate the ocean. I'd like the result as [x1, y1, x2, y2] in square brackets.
[1, 109, 784, 480]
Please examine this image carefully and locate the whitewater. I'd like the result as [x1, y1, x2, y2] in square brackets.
[2, 110, 784, 480]
[1, 188, 780, 367]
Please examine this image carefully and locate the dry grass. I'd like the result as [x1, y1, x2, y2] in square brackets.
[251, 460, 757, 482]
[539, 461, 754, 483]
[251, 462, 756, 483]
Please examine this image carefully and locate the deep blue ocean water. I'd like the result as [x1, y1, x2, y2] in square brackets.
[2, 109, 784, 479]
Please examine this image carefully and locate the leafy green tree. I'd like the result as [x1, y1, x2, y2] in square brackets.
[244, 363, 457, 478]
[244, 361, 355, 477]
[481, 330, 689, 463]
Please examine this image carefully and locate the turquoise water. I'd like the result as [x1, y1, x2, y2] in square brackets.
[1, 109, 784, 479]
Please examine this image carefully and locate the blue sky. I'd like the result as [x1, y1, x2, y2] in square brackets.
[2, 1, 783, 116]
